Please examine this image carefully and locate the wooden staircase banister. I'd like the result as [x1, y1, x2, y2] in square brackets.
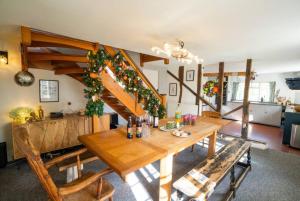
[100, 71, 145, 117]
[118, 49, 163, 104]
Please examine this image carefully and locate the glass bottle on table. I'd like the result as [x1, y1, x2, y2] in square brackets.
[175, 103, 182, 128]
[153, 107, 159, 128]
[143, 111, 151, 137]
[136, 117, 142, 138]
[127, 116, 133, 139]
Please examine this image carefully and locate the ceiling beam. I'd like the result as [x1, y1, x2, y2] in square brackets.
[21, 26, 31, 45]
[54, 67, 84, 75]
[140, 53, 169, 67]
[28, 53, 88, 63]
[203, 72, 255, 77]
[30, 30, 99, 51]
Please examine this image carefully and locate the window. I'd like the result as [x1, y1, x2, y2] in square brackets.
[232, 82, 276, 102]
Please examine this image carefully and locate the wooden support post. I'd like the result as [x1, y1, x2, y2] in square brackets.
[196, 64, 203, 115]
[207, 131, 217, 158]
[178, 66, 184, 103]
[159, 155, 173, 201]
[241, 59, 252, 139]
[217, 62, 224, 112]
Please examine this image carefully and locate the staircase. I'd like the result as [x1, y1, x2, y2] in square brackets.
[20, 26, 167, 121]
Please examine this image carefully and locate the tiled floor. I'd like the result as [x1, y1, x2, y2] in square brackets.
[219, 121, 300, 156]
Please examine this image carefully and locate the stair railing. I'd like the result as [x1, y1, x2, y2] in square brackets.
[103, 46, 167, 109]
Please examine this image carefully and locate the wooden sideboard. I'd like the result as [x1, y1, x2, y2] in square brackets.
[12, 114, 110, 159]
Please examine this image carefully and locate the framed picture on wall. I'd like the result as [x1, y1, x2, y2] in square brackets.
[169, 83, 177, 96]
[39, 80, 59, 102]
[186, 70, 195, 81]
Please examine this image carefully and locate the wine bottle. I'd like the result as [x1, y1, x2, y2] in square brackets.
[127, 116, 133, 139]
[153, 107, 159, 128]
[136, 117, 142, 138]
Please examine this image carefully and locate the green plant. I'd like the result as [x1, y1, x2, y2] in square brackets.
[9, 107, 34, 123]
[82, 50, 106, 117]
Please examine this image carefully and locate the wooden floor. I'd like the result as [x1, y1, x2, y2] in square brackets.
[220, 121, 300, 156]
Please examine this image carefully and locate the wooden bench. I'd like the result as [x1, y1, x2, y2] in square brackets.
[173, 138, 251, 201]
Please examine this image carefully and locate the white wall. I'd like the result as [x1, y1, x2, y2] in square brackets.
[142, 69, 158, 90]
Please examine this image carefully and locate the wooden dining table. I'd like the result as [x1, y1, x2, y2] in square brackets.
[78, 116, 231, 201]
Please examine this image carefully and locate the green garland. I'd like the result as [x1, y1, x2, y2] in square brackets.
[83, 49, 166, 119]
[82, 50, 107, 116]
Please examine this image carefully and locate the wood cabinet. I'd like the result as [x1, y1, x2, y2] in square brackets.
[12, 114, 110, 159]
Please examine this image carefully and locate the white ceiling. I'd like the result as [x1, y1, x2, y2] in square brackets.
[1, 0, 300, 73]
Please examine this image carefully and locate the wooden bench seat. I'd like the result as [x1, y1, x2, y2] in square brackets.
[173, 138, 251, 201]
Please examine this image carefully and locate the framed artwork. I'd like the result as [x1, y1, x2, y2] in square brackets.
[169, 83, 177, 96]
[186, 70, 195, 81]
[39, 80, 59, 102]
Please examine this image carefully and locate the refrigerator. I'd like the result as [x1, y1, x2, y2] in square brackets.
[290, 124, 300, 148]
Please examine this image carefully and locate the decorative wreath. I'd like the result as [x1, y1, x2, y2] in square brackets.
[203, 80, 218, 97]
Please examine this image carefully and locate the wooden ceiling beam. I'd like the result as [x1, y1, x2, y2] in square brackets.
[203, 72, 255, 77]
[21, 26, 31, 45]
[54, 67, 84, 75]
[140, 53, 169, 67]
[28, 53, 88, 63]
[31, 30, 99, 51]
[21, 26, 32, 71]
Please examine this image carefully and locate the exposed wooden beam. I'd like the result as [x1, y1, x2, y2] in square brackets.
[140, 53, 169, 67]
[31, 30, 98, 51]
[222, 104, 244, 117]
[241, 59, 252, 139]
[20, 26, 32, 71]
[103, 45, 117, 57]
[167, 70, 217, 111]
[217, 62, 225, 112]
[203, 72, 255, 77]
[21, 44, 28, 71]
[28, 53, 88, 63]
[178, 66, 184, 103]
[54, 67, 84, 75]
[196, 64, 203, 105]
[21, 26, 31, 45]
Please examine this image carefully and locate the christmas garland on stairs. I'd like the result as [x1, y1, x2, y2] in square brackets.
[82, 49, 166, 119]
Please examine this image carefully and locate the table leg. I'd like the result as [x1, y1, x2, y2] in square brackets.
[207, 131, 217, 157]
[159, 154, 173, 201]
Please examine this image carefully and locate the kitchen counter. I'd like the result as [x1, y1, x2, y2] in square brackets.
[223, 102, 282, 127]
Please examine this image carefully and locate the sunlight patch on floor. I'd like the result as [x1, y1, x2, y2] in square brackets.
[139, 167, 153, 183]
[127, 172, 153, 201]
[145, 164, 160, 179]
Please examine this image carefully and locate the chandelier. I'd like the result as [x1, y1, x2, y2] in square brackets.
[151, 40, 202, 64]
